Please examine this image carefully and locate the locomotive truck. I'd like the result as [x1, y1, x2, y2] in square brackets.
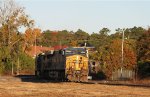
[35, 47, 89, 82]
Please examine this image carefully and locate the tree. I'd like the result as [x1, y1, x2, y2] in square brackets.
[91, 39, 137, 79]
[23, 28, 41, 52]
[124, 26, 145, 40]
[75, 29, 89, 41]
[89, 32, 101, 48]
[38, 30, 53, 46]
[137, 28, 150, 62]
[0, 0, 34, 49]
[0, 0, 34, 75]
[99, 28, 110, 36]
[89, 28, 111, 50]
[69, 40, 78, 47]
[110, 28, 122, 40]
[57, 30, 75, 46]
[0, 0, 34, 46]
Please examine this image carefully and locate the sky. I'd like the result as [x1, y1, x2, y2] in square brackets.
[16, 0, 150, 34]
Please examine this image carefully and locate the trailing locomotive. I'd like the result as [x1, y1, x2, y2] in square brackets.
[35, 47, 89, 82]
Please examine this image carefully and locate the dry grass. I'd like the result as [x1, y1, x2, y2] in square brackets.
[0, 76, 149, 97]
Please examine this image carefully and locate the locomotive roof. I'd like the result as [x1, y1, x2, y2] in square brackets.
[64, 47, 86, 55]
[37, 47, 87, 56]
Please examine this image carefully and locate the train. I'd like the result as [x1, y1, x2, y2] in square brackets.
[35, 47, 92, 82]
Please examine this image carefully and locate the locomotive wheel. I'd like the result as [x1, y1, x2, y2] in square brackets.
[83, 75, 88, 82]
[79, 76, 83, 82]
[80, 69, 88, 82]
[74, 75, 79, 82]
[37, 71, 40, 76]
[78, 75, 87, 82]
[73, 71, 81, 82]
[67, 68, 76, 81]
[67, 74, 73, 82]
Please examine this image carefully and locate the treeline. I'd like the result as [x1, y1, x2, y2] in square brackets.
[37, 27, 150, 79]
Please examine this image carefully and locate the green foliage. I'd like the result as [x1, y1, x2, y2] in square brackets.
[137, 28, 150, 62]
[124, 26, 145, 40]
[89, 33, 103, 49]
[0, 47, 11, 74]
[99, 28, 110, 36]
[19, 52, 35, 72]
[75, 29, 89, 40]
[0, 49, 34, 75]
[0, 47, 11, 60]
[138, 61, 150, 79]
[136, 28, 150, 79]
[38, 30, 53, 46]
[38, 30, 75, 47]
[91, 71, 106, 80]
[0, 64, 4, 75]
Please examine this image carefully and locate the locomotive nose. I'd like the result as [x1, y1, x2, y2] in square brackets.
[75, 56, 83, 71]
[75, 56, 79, 70]
[66, 55, 88, 82]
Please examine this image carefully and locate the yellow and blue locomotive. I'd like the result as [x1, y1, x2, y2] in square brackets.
[35, 47, 89, 82]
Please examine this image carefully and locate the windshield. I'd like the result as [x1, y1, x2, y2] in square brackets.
[65, 47, 86, 55]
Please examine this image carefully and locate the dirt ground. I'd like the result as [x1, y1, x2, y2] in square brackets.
[0, 76, 149, 97]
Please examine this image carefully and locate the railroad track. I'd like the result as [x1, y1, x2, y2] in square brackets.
[11, 75, 150, 88]
[81, 80, 150, 88]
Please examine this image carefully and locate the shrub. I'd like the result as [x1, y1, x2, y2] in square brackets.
[138, 61, 150, 79]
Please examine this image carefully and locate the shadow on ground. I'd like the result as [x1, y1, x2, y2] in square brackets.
[14, 75, 150, 88]
[15, 75, 66, 83]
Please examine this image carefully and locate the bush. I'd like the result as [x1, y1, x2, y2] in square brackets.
[91, 71, 106, 80]
[19, 52, 35, 74]
[0, 64, 5, 75]
[0, 48, 35, 75]
[138, 61, 150, 79]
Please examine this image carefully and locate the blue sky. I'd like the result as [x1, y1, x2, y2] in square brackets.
[16, 0, 150, 34]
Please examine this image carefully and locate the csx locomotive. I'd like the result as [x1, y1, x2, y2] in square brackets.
[35, 47, 89, 82]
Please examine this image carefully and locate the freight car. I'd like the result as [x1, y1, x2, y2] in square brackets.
[35, 47, 89, 82]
